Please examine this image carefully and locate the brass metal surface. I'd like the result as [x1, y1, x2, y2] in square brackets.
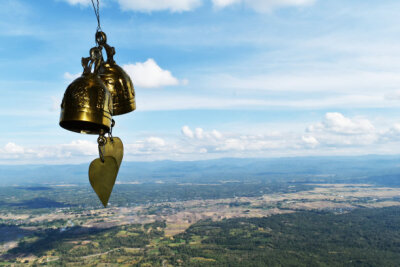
[89, 156, 118, 207]
[100, 63, 136, 115]
[104, 137, 124, 168]
[60, 73, 113, 134]
[98, 31, 136, 116]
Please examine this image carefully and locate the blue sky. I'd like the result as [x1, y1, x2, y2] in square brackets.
[1, 0, 400, 163]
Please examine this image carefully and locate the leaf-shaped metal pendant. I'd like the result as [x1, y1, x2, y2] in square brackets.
[89, 156, 118, 207]
[104, 137, 124, 169]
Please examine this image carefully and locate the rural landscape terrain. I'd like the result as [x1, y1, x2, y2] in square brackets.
[1, 156, 400, 266]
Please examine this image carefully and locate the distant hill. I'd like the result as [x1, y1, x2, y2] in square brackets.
[0, 155, 400, 186]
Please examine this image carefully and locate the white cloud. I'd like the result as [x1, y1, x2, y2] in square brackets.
[302, 135, 319, 148]
[62, 0, 91, 6]
[116, 0, 202, 12]
[4, 113, 400, 163]
[0, 142, 34, 159]
[60, 140, 98, 156]
[194, 128, 204, 139]
[211, 130, 223, 139]
[3, 143, 25, 154]
[123, 59, 181, 88]
[182, 126, 223, 141]
[0, 140, 97, 160]
[308, 112, 375, 135]
[176, 114, 385, 159]
[62, 0, 315, 12]
[125, 137, 170, 157]
[380, 123, 400, 142]
[180, 126, 292, 153]
[63, 72, 81, 81]
[212, 0, 240, 8]
[182, 126, 194, 138]
[212, 0, 316, 12]
[385, 90, 400, 101]
[146, 137, 166, 147]
[2, 114, 400, 164]
[0, 138, 168, 162]
[306, 113, 378, 147]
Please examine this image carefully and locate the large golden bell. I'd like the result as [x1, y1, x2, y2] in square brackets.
[96, 32, 136, 116]
[60, 73, 113, 134]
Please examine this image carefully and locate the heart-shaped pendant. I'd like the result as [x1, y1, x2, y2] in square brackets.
[89, 156, 118, 207]
[104, 137, 124, 169]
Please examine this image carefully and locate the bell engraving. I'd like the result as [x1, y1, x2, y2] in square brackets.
[59, 51, 113, 135]
[97, 31, 136, 116]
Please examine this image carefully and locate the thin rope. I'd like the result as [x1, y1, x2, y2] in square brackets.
[91, 0, 101, 33]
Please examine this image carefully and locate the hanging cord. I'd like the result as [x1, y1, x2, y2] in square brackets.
[91, 0, 102, 33]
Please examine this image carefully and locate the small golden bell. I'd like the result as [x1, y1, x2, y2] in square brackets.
[60, 47, 113, 134]
[97, 31, 136, 116]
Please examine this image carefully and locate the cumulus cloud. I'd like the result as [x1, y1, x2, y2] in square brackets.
[116, 0, 202, 12]
[380, 123, 400, 142]
[177, 118, 395, 157]
[181, 126, 288, 153]
[123, 59, 182, 88]
[4, 113, 400, 163]
[306, 113, 378, 146]
[212, 0, 316, 12]
[3, 143, 25, 154]
[125, 137, 170, 157]
[60, 140, 98, 157]
[0, 138, 169, 162]
[211, 130, 223, 139]
[182, 126, 222, 141]
[146, 137, 166, 147]
[307, 112, 375, 135]
[194, 128, 204, 139]
[181, 126, 194, 138]
[302, 135, 319, 148]
[0, 142, 34, 159]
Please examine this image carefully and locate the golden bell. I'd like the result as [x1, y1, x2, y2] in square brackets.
[100, 63, 136, 115]
[60, 73, 113, 134]
[97, 31, 136, 116]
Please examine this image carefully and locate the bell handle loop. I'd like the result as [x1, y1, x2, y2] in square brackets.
[96, 31, 107, 46]
[90, 47, 103, 74]
[82, 57, 92, 74]
[95, 31, 115, 65]
[103, 43, 116, 65]
[81, 47, 105, 75]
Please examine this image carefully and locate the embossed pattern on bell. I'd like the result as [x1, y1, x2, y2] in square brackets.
[60, 73, 113, 134]
[100, 63, 136, 116]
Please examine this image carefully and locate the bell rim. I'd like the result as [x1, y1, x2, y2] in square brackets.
[60, 108, 113, 135]
[112, 99, 136, 116]
[59, 120, 111, 135]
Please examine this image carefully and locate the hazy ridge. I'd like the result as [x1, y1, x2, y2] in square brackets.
[1, 155, 400, 186]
